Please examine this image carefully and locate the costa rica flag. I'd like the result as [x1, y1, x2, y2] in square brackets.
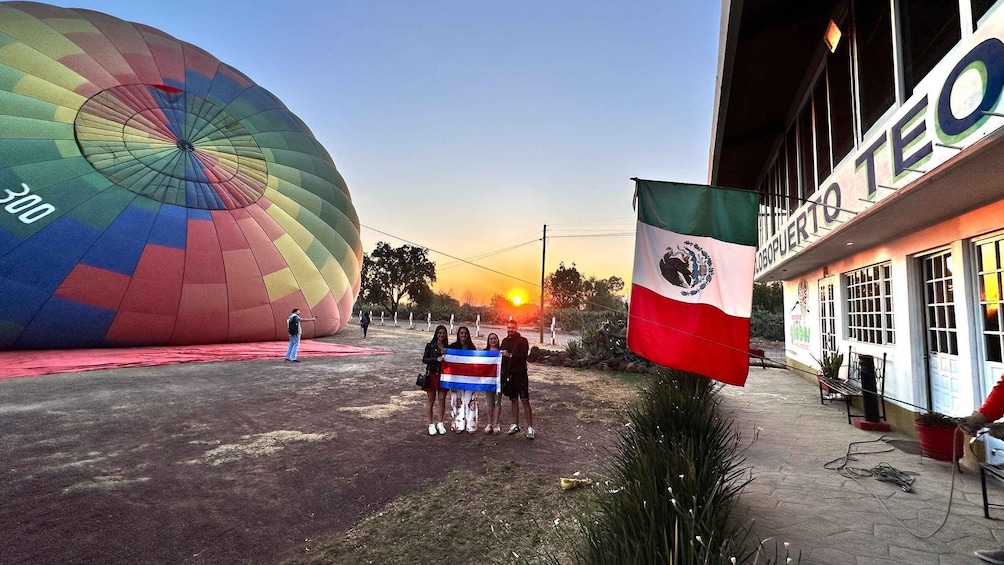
[440, 349, 502, 392]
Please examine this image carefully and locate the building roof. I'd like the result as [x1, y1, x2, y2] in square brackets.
[709, 0, 837, 189]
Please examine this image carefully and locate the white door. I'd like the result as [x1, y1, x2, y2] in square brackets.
[924, 251, 963, 415]
[976, 239, 1004, 404]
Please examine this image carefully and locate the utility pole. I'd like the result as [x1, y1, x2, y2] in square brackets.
[539, 224, 546, 344]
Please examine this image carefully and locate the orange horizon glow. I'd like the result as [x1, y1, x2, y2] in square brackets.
[424, 235, 633, 306]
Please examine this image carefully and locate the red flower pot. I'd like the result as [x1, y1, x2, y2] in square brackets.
[915, 421, 965, 462]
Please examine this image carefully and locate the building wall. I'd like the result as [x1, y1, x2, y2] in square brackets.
[737, 2, 1004, 422]
[783, 198, 1004, 418]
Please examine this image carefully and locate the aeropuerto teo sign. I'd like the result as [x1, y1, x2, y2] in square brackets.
[756, 26, 1004, 277]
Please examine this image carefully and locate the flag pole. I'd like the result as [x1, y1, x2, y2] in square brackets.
[539, 224, 546, 344]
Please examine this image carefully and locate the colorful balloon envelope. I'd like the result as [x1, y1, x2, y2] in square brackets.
[0, 3, 361, 349]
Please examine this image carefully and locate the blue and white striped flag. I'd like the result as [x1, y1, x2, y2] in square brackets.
[441, 348, 502, 392]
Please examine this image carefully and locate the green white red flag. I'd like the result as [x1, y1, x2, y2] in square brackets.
[627, 179, 759, 386]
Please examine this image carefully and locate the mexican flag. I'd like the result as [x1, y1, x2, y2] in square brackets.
[627, 179, 759, 386]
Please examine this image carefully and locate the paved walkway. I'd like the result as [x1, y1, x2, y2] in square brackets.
[720, 367, 1003, 565]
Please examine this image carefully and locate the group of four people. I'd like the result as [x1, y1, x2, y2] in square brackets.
[422, 321, 535, 439]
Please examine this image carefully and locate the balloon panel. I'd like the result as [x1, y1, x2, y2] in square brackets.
[0, 2, 361, 349]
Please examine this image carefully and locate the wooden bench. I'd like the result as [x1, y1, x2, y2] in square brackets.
[818, 348, 887, 425]
[749, 347, 767, 369]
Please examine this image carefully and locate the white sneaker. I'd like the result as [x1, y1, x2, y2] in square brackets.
[494, 425, 501, 434]
[526, 426, 536, 440]
[507, 424, 520, 435]
[455, 422, 465, 434]
[428, 424, 437, 436]
[484, 424, 493, 434]
[976, 548, 1004, 564]
[436, 422, 447, 435]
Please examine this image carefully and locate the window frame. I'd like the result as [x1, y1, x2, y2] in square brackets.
[844, 262, 896, 345]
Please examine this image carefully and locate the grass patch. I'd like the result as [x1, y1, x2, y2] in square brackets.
[285, 461, 599, 565]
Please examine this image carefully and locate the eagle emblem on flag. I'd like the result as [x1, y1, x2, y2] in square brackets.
[659, 241, 714, 296]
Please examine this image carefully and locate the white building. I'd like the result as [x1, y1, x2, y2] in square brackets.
[710, 0, 1004, 429]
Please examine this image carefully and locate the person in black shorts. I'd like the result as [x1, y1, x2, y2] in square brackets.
[501, 320, 534, 439]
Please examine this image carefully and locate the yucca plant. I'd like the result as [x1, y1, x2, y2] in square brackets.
[566, 370, 773, 564]
[810, 350, 843, 380]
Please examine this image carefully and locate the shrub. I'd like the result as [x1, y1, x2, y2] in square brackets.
[750, 309, 783, 341]
[568, 371, 771, 564]
[553, 309, 627, 333]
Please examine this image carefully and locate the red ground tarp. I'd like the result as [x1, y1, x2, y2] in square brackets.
[0, 340, 389, 380]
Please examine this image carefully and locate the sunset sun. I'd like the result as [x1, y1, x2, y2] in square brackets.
[508, 289, 528, 306]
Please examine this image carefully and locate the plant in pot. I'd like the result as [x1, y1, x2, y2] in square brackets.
[812, 350, 844, 380]
[812, 350, 844, 398]
[914, 411, 965, 462]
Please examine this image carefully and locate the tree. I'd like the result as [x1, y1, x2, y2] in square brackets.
[752, 281, 783, 313]
[583, 275, 626, 311]
[359, 242, 436, 316]
[462, 290, 476, 307]
[546, 262, 587, 309]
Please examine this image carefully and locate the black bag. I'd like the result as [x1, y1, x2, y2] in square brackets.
[415, 372, 427, 387]
[288, 316, 300, 335]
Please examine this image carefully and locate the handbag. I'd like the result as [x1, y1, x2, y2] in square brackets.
[415, 372, 427, 387]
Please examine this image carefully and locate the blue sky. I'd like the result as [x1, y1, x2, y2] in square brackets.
[55, 0, 722, 303]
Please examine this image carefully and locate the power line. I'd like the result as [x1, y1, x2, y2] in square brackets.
[360, 224, 541, 287]
[549, 233, 634, 238]
[547, 216, 635, 227]
[437, 237, 541, 270]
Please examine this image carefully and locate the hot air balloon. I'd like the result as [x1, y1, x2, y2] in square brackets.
[0, 2, 361, 349]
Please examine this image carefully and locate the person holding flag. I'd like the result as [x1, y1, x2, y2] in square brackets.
[448, 326, 479, 433]
[422, 325, 450, 436]
[501, 320, 534, 439]
[482, 332, 504, 434]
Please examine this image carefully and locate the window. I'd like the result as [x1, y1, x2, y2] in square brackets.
[899, 0, 961, 95]
[813, 75, 832, 180]
[785, 127, 799, 212]
[973, 0, 1001, 27]
[845, 262, 895, 345]
[854, 0, 896, 133]
[828, 34, 855, 164]
[978, 238, 1004, 362]
[798, 104, 816, 195]
[820, 280, 837, 355]
[923, 252, 958, 355]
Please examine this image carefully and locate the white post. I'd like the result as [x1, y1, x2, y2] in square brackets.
[393, 311, 398, 327]
[475, 314, 481, 337]
[427, 313, 431, 331]
[380, 311, 385, 325]
[449, 314, 455, 335]
[550, 316, 557, 346]
[508, 315, 513, 322]
[409, 312, 414, 330]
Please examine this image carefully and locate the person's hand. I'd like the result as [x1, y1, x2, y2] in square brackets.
[961, 411, 989, 435]
[437, 355, 444, 362]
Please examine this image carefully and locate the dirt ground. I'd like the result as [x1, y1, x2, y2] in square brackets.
[0, 324, 643, 564]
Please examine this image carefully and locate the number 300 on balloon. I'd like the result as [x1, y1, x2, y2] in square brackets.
[0, 183, 55, 224]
